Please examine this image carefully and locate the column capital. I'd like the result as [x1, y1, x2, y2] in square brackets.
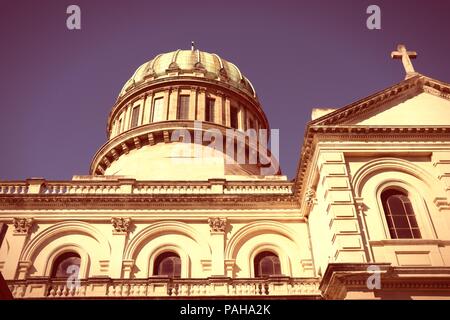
[12, 218, 33, 235]
[305, 187, 317, 208]
[208, 217, 227, 233]
[111, 217, 132, 234]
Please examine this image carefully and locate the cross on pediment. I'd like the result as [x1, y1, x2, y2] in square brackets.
[391, 44, 418, 79]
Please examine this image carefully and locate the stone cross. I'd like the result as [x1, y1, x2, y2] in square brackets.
[391, 44, 418, 78]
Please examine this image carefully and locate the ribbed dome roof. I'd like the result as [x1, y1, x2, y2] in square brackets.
[118, 49, 257, 99]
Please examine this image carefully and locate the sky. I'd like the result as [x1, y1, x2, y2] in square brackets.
[1, 0, 450, 181]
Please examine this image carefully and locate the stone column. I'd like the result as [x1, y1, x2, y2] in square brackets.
[123, 105, 132, 131]
[138, 95, 145, 126]
[238, 106, 245, 130]
[215, 92, 224, 125]
[208, 217, 227, 276]
[168, 87, 179, 120]
[4, 218, 34, 279]
[163, 89, 170, 120]
[142, 93, 153, 125]
[110, 218, 132, 278]
[224, 97, 231, 127]
[197, 89, 206, 121]
[318, 151, 367, 263]
[189, 87, 197, 120]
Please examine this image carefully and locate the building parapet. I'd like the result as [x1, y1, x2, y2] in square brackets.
[0, 179, 293, 196]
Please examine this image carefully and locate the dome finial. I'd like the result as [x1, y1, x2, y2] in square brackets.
[191, 41, 195, 51]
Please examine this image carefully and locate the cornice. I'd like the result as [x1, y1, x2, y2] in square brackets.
[294, 125, 450, 204]
[0, 194, 299, 210]
[295, 75, 450, 205]
[310, 125, 450, 135]
[320, 263, 450, 299]
[310, 75, 450, 127]
[90, 121, 278, 175]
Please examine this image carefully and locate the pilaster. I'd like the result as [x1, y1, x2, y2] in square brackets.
[4, 218, 34, 279]
[197, 89, 206, 121]
[224, 96, 231, 127]
[142, 93, 153, 125]
[123, 105, 132, 131]
[215, 92, 223, 125]
[138, 95, 145, 126]
[189, 87, 197, 120]
[110, 218, 132, 278]
[208, 217, 227, 276]
[163, 89, 170, 120]
[168, 87, 179, 120]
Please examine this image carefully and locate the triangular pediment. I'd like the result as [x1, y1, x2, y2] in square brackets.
[311, 75, 450, 127]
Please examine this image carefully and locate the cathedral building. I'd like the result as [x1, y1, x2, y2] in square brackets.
[1, 44, 450, 299]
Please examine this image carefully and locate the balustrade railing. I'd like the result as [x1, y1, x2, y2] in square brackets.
[42, 183, 122, 195]
[0, 180, 293, 196]
[7, 277, 320, 298]
[0, 183, 29, 195]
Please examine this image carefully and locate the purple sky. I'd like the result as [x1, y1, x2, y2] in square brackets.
[1, 0, 450, 181]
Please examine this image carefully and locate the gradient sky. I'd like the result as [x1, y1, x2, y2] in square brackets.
[1, 0, 450, 181]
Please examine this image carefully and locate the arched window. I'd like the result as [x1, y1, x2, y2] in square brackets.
[381, 189, 421, 239]
[153, 252, 181, 277]
[254, 251, 281, 277]
[50, 252, 81, 279]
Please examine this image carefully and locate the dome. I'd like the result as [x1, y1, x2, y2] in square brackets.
[90, 46, 281, 180]
[118, 49, 257, 99]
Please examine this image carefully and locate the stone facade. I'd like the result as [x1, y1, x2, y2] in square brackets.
[1, 46, 450, 299]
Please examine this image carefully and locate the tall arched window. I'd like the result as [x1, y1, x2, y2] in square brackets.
[153, 252, 181, 277]
[50, 252, 81, 279]
[254, 251, 281, 277]
[381, 189, 421, 239]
